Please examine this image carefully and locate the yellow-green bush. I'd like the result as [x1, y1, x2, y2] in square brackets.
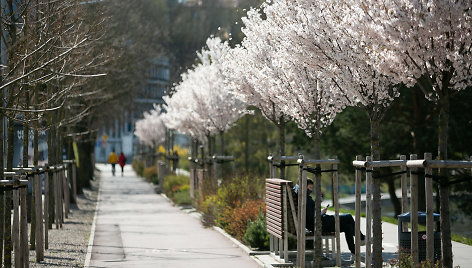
[163, 174, 189, 197]
[200, 195, 219, 227]
[173, 186, 191, 206]
[216, 176, 264, 210]
[143, 166, 158, 184]
[131, 159, 144, 177]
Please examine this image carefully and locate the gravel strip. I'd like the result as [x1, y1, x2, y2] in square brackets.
[28, 176, 99, 267]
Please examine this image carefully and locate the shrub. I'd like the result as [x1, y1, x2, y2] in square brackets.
[217, 176, 264, 210]
[200, 195, 219, 227]
[243, 212, 269, 250]
[143, 166, 158, 184]
[163, 174, 189, 197]
[173, 186, 191, 206]
[388, 249, 442, 268]
[131, 159, 144, 177]
[219, 199, 266, 240]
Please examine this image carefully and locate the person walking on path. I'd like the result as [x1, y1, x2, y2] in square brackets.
[118, 152, 126, 176]
[108, 149, 118, 176]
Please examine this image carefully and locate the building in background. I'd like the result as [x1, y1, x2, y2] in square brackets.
[95, 57, 170, 163]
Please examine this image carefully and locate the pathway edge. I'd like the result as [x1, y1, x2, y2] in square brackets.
[84, 177, 102, 267]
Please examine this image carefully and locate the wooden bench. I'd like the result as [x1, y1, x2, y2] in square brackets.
[266, 178, 338, 263]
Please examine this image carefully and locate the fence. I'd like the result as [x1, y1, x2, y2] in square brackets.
[352, 153, 472, 267]
[2, 160, 78, 266]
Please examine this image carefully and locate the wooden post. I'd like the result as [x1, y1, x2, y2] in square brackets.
[59, 169, 64, 227]
[20, 186, 28, 268]
[274, 236, 279, 256]
[44, 168, 49, 249]
[14, 189, 20, 267]
[35, 173, 44, 261]
[365, 156, 373, 268]
[189, 168, 194, 198]
[410, 154, 419, 265]
[355, 155, 362, 267]
[213, 157, 217, 181]
[54, 170, 60, 229]
[424, 153, 434, 262]
[400, 155, 408, 233]
[314, 162, 322, 268]
[268, 155, 274, 256]
[72, 162, 77, 203]
[63, 169, 69, 218]
[283, 186, 288, 262]
[278, 231, 283, 258]
[333, 160, 341, 267]
[231, 160, 235, 177]
[297, 159, 307, 268]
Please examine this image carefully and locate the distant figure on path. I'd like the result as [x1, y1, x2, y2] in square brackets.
[118, 152, 126, 176]
[108, 149, 118, 176]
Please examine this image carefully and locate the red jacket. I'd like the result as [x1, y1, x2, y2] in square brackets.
[118, 153, 126, 167]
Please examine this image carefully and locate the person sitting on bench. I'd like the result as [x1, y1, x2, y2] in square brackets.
[295, 178, 365, 256]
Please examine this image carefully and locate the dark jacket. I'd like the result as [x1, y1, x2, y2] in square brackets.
[306, 188, 335, 233]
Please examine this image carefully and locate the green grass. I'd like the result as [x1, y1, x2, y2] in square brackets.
[328, 207, 472, 246]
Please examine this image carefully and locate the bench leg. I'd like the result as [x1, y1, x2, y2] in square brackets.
[279, 236, 283, 259]
[274, 237, 279, 256]
[331, 237, 335, 259]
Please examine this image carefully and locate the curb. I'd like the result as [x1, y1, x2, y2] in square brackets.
[84, 178, 102, 267]
[159, 192, 271, 267]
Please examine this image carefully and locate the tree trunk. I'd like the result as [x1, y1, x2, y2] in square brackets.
[4, 117, 15, 268]
[387, 177, 401, 217]
[313, 133, 322, 268]
[32, 86, 39, 248]
[206, 134, 213, 179]
[219, 130, 224, 156]
[0, 12, 4, 264]
[48, 111, 55, 229]
[277, 119, 285, 179]
[77, 138, 93, 193]
[24, 88, 36, 249]
[244, 116, 249, 173]
[412, 88, 427, 211]
[370, 116, 382, 267]
[0, 111, 4, 265]
[438, 91, 452, 268]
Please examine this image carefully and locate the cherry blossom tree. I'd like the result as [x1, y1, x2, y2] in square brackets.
[224, 5, 353, 264]
[134, 105, 166, 149]
[343, 1, 472, 266]
[222, 12, 294, 178]
[255, 1, 402, 265]
[162, 37, 247, 161]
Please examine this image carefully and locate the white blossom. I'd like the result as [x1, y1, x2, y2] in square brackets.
[134, 105, 166, 147]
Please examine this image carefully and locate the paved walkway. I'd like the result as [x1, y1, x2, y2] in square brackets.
[88, 165, 259, 268]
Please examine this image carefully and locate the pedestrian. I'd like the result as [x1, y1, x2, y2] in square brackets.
[108, 149, 118, 176]
[118, 152, 126, 176]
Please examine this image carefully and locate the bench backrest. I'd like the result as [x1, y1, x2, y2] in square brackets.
[266, 178, 294, 239]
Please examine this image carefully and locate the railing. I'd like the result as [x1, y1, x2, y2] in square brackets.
[2, 159, 78, 265]
[352, 153, 472, 267]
